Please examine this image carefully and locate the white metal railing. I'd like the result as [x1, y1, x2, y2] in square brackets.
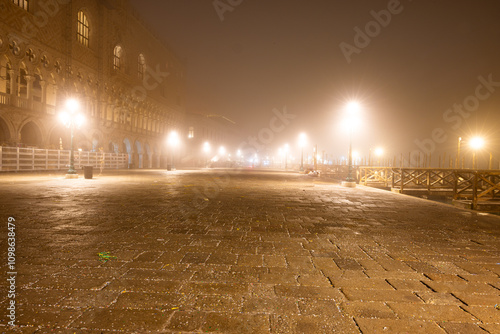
[14, 96, 29, 109]
[0, 92, 10, 105]
[0, 146, 128, 171]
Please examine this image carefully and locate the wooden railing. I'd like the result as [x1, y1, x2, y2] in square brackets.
[389, 167, 499, 210]
[0, 146, 128, 171]
[453, 170, 500, 210]
[358, 167, 393, 187]
[328, 166, 500, 210]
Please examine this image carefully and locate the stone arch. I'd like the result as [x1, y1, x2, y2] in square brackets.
[91, 132, 101, 152]
[108, 141, 118, 153]
[75, 131, 90, 151]
[134, 139, 143, 168]
[152, 143, 161, 168]
[17, 62, 28, 98]
[160, 142, 169, 169]
[0, 55, 12, 94]
[123, 137, 132, 167]
[105, 103, 114, 121]
[0, 116, 13, 146]
[144, 142, 152, 168]
[45, 73, 57, 106]
[32, 67, 43, 102]
[47, 124, 70, 150]
[19, 121, 43, 147]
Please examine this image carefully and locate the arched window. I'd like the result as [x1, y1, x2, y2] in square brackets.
[113, 45, 123, 71]
[77, 11, 90, 47]
[2, 62, 12, 95]
[138, 54, 146, 79]
[33, 73, 42, 102]
[18, 68, 27, 98]
[12, 0, 29, 11]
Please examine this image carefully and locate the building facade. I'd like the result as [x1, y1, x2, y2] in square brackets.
[183, 112, 241, 167]
[0, 0, 186, 168]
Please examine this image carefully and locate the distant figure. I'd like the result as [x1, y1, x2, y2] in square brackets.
[99, 147, 105, 176]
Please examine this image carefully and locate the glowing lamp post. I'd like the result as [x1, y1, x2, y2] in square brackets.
[353, 151, 360, 166]
[298, 133, 307, 172]
[469, 137, 484, 169]
[167, 131, 180, 171]
[236, 149, 242, 164]
[219, 146, 226, 156]
[457, 137, 463, 168]
[278, 148, 283, 168]
[203, 141, 211, 168]
[342, 101, 361, 187]
[284, 143, 289, 170]
[375, 147, 384, 166]
[59, 98, 85, 178]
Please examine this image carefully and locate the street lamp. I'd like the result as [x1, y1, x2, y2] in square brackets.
[167, 130, 180, 170]
[203, 141, 211, 168]
[298, 133, 307, 172]
[456, 137, 462, 168]
[219, 146, 226, 159]
[284, 143, 289, 170]
[374, 147, 384, 166]
[342, 101, 361, 187]
[278, 148, 283, 168]
[237, 149, 242, 163]
[353, 150, 360, 166]
[469, 136, 485, 169]
[59, 98, 85, 178]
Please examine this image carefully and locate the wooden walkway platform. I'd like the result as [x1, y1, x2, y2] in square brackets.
[323, 166, 500, 211]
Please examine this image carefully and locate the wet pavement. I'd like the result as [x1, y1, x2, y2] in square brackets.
[0, 168, 499, 333]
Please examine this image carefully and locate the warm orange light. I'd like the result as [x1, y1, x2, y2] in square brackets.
[375, 147, 384, 156]
[298, 133, 307, 148]
[167, 131, 180, 147]
[469, 137, 485, 150]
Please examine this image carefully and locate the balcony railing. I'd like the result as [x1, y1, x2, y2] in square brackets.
[0, 92, 11, 105]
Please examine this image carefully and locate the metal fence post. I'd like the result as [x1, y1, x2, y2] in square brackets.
[472, 171, 478, 210]
[400, 169, 405, 193]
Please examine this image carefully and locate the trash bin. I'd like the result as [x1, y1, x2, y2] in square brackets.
[83, 166, 93, 179]
[166, 164, 172, 171]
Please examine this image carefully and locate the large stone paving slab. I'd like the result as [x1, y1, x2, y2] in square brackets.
[0, 169, 499, 333]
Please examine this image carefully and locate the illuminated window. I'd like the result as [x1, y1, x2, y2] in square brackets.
[188, 127, 194, 138]
[12, 0, 29, 11]
[113, 45, 122, 71]
[77, 11, 89, 47]
[138, 54, 146, 79]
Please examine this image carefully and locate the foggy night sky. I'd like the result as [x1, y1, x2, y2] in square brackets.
[129, 0, 500, 163]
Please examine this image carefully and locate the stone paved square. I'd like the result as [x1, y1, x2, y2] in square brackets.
[0, 169, 499, 333]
